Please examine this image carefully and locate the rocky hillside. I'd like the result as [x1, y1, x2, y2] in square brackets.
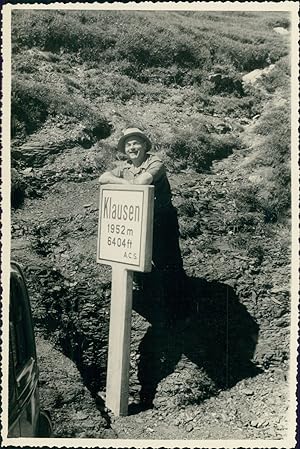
[10, 9, 293, 440]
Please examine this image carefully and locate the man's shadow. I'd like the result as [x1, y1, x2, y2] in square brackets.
[131, 271, 261, 413]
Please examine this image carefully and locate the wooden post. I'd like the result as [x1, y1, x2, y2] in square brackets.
[105, 266, 133, 416]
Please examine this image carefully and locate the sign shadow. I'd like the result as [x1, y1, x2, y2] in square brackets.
[131, 273, 261, 414]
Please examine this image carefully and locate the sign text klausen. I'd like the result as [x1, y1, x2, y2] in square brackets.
[97, 185, 154, 272]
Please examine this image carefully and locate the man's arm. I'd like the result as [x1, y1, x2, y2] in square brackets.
[99, 171, 129, 185]
[132, 156, 165, 185]
[99, 171, 153, 185]
[132, 173, 153, 185]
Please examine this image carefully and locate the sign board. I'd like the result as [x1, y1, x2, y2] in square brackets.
[97, 185, 154, 272]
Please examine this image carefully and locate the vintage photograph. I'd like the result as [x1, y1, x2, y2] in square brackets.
[1, 2, 299, 447]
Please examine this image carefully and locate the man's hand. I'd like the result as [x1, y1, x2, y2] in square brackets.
[132, 173, 153, 185]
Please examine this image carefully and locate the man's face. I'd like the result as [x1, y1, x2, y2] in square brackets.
[124, 136, 147, 164]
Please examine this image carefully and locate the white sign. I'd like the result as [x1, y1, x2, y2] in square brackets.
[97, 185, 154, 272]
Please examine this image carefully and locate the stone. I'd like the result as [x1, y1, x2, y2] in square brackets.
[242, 64, 276, 85]
[276, 316, 289, 328]
[12, 142, 62, 167]
[75, 411, 88, 420]
[23, 167, 33, 175]
[273, 27, 289, 35]
[240, 388, 254, 396]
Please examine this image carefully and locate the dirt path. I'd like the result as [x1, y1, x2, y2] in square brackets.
[110, 369, 288, 440]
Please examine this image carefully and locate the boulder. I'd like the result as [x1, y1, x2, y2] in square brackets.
[11, 120, 111, 167]
[273, 27, 289, 35]
[242, 64, 276, 85]
[12, 141, 63, 167]
[213, 122, 233, 134]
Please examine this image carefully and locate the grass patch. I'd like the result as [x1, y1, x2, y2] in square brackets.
[11, 77, 111, 139]
[257, 56, 290, 94]
[166, 128, 239, 173]
[84, 72, 166, 102]
[232, 97, 290, 224]
[11, 168, 26, 208]
[12, 10, 289, 79]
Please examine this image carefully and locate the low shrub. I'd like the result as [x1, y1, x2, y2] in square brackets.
[102, 74, 144, 101]
[12, 10, 288, 77]
[11, 168, 26, 208]
[12, 10, 116, 57]
[206, 94, 262, 119]
[123, 65, 200, 88]
[255, 101, 290, 160]
[115, 27, 212, 71]
[85, 71, 166, 102]
[246, 243, 265, 264]
[11, 80, 49, 136]
[228, 212, 259, 233]
[166, 129, 239, 173]
[258, 184, 290, 223]
[232, 97, 290, 223]
[12, 53, 39, 74]
[267, 16, 290, 30]
[11, 77, 111, 139]
[208, 70, 245, 96]
[207, 33, 286, 72]
[177, 199, 197, 218]
[93, 142, 118, 173]
[179, 217, 201, 239]
[233, 184, 260, 213]
[231, 169, 290, 225]
[258, 57, 290, 94]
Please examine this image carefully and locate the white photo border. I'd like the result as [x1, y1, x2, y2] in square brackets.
[1, 2, 299, 448]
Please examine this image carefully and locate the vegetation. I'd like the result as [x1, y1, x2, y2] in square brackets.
[237, 53, 290, 224]
[12, 10, 288, 74]
[11, 9, 291, 222]
[11, 78, 111, 139]
[166, 129, 239, 172]
[11, 168, 26, 208]
[248, 99, 290, 223]
[11, 11, 292, 419]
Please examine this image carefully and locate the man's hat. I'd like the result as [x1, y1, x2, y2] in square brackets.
[117, 128, 152, 153]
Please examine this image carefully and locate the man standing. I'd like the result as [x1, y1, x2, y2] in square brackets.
[100, 127, 191, 408]
[99, 127, 187, 322]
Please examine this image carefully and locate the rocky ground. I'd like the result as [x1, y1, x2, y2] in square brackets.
[11, 105, 292, 442]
